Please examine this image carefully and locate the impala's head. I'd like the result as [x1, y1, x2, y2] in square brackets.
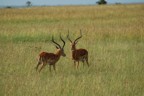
[67, 30, 82, 51]
[52, 35, 66, 57]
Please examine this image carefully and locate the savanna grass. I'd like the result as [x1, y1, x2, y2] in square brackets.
[0, 4, 144, 96]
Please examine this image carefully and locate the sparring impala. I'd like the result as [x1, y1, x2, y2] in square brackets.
[67, 30, 89, 69]
[36, 35, 66, 72]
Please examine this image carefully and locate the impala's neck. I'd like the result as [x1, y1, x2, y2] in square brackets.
[72, 46, 78, 59]
[71, 43, 77, 51]
[72, 49, 76, 52]
[55, 49, 61, 58]
[72, 49, 78, 60]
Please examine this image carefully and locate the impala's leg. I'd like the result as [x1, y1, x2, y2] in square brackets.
[36, 61, 41, 71]
[53, 64, 56, 71]
[82, 60, 85, 68]
[49, 65, 52, 72]
[77, 61, 79, 69]
[39, 63, 46, 73]
[85, 55, 89, 67]
[74, 61, 76, 68]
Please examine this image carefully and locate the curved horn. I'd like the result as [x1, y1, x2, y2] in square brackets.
[51, 36, 61, 49]
[67, 30, 72, 43]
[60, 34, 65, 48]
[74, 29, 82, 43]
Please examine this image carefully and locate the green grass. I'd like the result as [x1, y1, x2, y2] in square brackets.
[0, 4, 144, 96]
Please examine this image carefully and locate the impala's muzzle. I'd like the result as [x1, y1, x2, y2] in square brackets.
[62, 53, 66, 57]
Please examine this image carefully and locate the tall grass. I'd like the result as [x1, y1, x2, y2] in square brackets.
[0, 4, 144, 96]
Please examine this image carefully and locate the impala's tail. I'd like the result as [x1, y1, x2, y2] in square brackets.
[85, 53, 89, 67]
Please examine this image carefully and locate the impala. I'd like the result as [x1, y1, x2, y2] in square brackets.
[36, 35, 66, 72]
[67, 30, 89, 69]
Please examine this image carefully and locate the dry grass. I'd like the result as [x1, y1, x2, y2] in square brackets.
[0, 4, 144, 96]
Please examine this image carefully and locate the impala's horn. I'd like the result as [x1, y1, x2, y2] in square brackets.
[67, 30, 72, 43]
[74, 29, 82, 43]
[60, 33, 65, 48]
[51, 36, 61, 49]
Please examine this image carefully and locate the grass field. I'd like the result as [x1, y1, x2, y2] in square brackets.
[0, 4, 144, 96]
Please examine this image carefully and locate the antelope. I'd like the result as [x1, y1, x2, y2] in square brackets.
[36, 35, 66, 72]
[67, 30, 89, 69]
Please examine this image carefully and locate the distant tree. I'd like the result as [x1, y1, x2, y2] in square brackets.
[96, 0, 107, 5]
[26, 1, 32, 7]
[6, 6, 12, 8]
[115, 2, 122, 5]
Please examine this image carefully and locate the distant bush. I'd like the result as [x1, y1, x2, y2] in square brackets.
[6, 6, 12, 8]
[115, 2, 122, 5]
[96, 0, 107, 5]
